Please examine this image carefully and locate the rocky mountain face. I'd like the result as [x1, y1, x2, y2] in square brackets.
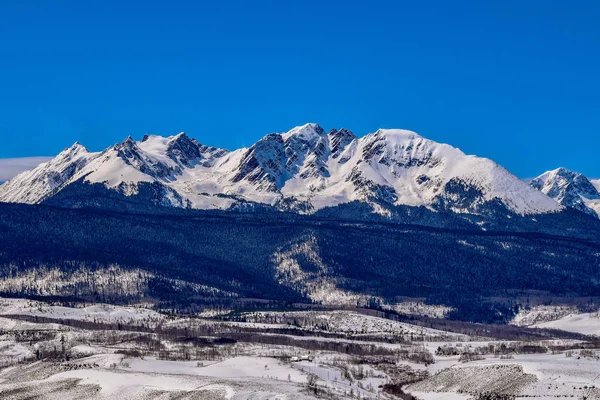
[530, 168, 600, 218]
[0, 123, 563, 218]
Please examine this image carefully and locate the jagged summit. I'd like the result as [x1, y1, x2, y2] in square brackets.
[530, 167, 600, 217]
[61, 141, 88, 154]
[281, 123, 326, 140]
[0, 141, 98, 204]
[0, 124, 563, 216]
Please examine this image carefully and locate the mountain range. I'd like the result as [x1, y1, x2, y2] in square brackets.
[3, 123, 591, 220]
[1, 124, 600, 322]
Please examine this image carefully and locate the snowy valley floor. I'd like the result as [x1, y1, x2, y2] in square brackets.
[0, 298, 598, 399]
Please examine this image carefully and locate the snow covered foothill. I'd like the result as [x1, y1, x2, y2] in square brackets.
[0, 296, 598, 399]
[387, 302, 455, 319]
[467, 352, 600, 397]
[237, 310, 467, 340]
[407, 350, 600, 400]
[0, 315, 66, 332]
[311, 310, 443, 337]
[511, 305, 600, 336]
[0, 297, 164, 325]
[532, 311, 600, 336]
[122, 355, 307, 383]
[0, 353, 328, 399]
[510, 305, 579, 327]
[407, 363, 537, 395]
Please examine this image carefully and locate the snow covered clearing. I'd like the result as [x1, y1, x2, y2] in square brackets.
[0, 297, 597, 399]
[533, 311, 600, 336]
[0, 298, 163, 324]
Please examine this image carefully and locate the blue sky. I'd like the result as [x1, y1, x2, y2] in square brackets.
[0, 0, 599, 178]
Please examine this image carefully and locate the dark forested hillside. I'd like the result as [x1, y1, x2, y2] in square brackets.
[1, 202, 599, 322]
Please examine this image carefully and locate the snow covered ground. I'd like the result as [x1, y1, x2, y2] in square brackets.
[511, 305, 578, 326]
[511, 305, 600, 336]
[406, 351, 600, 399]
[533, 311, 600, 336]
[0, 297, 598, 399]
[235, 310, 468, 340]
[0, 298, 163, 324]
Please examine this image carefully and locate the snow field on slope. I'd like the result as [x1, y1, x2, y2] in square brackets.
[407, 350, 600, 399]
[0, 297, 163, 324]
[533, 311, 600, 336]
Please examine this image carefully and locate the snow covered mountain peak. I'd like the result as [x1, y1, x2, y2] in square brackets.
[373, 128, 422, 140]
[0, 141, 99, 204]
[68, 141, 85, 149]
[171, 131, 188, 139]
[0, 124, 564, 217]
[281, 123, 326, 141]
[532, 168, 599, 197]
[58, 141, 89, 157]
[530, 167, 600, 217]
[332, 128, 562, 215]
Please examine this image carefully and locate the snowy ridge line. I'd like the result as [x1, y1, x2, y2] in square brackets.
[0, 123, 563, 216]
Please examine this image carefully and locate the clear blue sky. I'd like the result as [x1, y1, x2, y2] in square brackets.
[1, 0, 599, 178]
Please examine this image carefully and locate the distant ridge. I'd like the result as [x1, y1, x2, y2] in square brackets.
[531, 167, 600, 218]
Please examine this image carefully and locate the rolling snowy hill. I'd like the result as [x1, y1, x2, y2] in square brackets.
[0, 124, 562, 217]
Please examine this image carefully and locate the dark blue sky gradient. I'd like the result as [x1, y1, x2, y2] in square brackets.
[1, 0, 599, 177]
